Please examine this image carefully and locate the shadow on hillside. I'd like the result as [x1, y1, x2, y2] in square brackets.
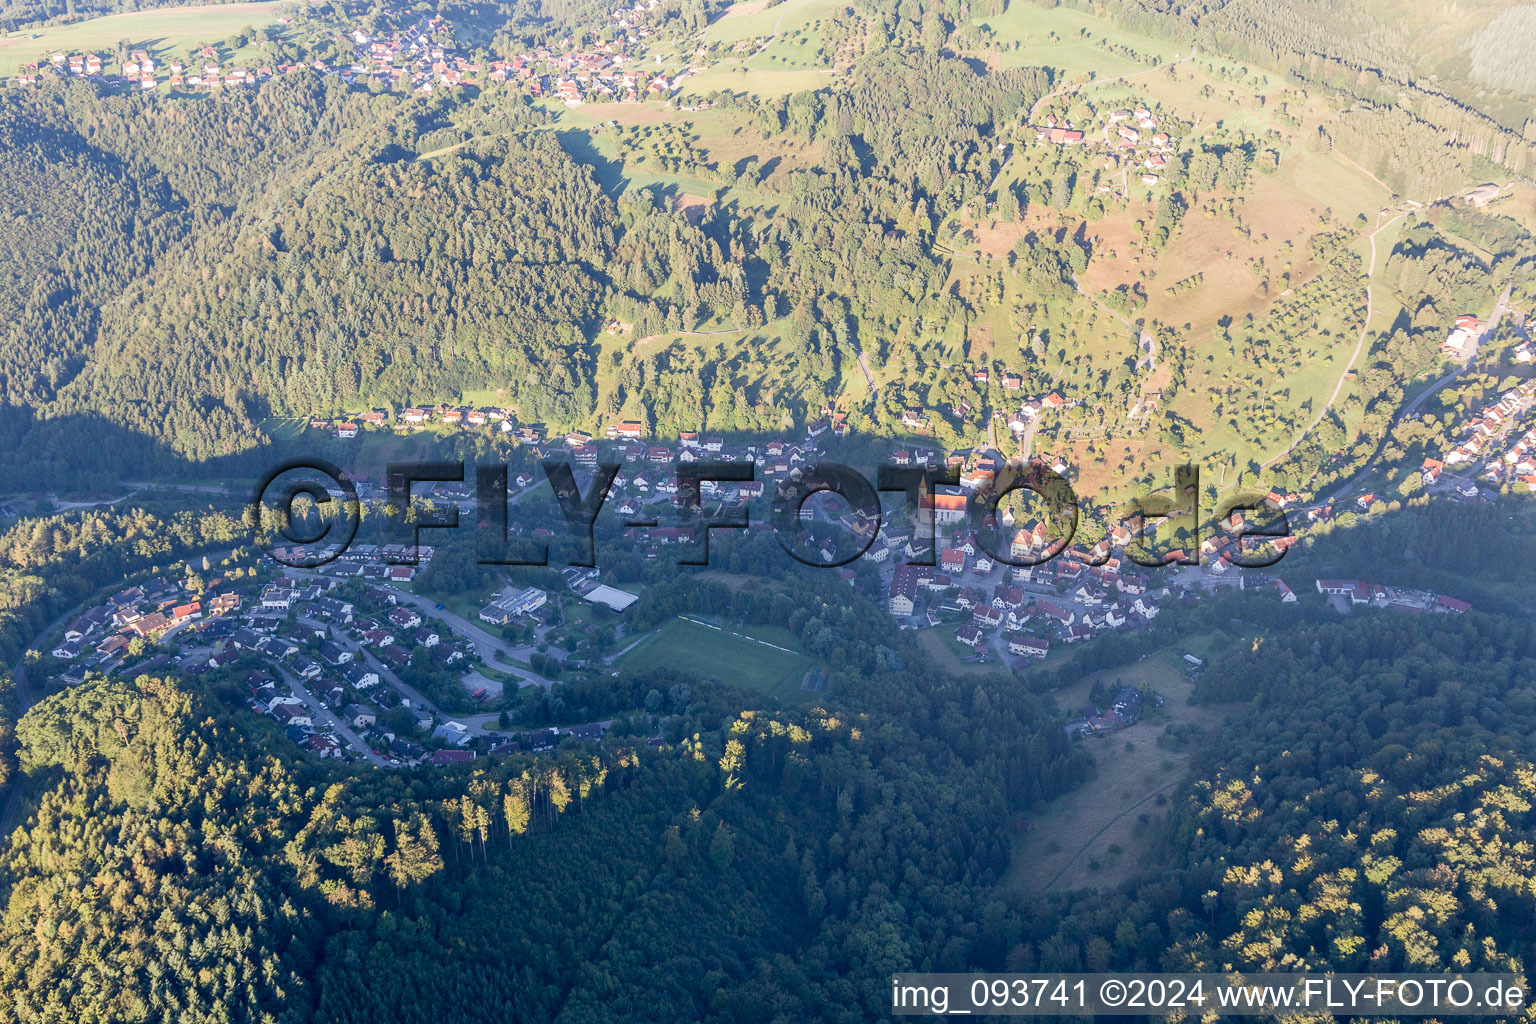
[0, 406, 282, 495]
[553, 128, 625, 196]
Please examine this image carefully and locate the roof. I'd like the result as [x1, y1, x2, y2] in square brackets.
[889, 566, 922, 601]
[919, 493, 968, 512]
[581, 584, 639, 611]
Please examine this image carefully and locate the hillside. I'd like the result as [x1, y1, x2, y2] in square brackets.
[0, 0, 1527, 510]
[0, 0, 1533, 1013]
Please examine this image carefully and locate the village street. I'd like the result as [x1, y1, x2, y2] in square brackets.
[286, 568, 556, 690]
[383, 586, 567, 680]
[273, 662, 390, 767]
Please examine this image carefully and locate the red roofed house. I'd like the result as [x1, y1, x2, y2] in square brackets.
[918, 492, 968, 527]
[169, 602, 201, 625]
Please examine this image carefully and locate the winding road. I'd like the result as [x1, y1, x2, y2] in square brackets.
[383, 587, 554, 688]
[1319, 283, 1510, 502]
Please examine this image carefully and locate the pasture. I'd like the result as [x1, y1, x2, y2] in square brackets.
[1005, 649, 1240, 893]
[0, 2, 283, 78]
[966, 2, 1183, 79]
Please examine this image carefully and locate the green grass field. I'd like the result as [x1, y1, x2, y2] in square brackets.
[0, 2, 284, 78]
[705, 0, 840, 45]
[968, 2, 1183, 78]
[677, 65, 834, 99]
[617, 615, 817, 701]
[1006, 648, 1235, 892]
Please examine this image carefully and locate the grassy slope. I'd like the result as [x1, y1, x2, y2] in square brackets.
[931, 1, 1480, 500]
[1005, 648, 1245, 893]
[0, 2, 283, 78]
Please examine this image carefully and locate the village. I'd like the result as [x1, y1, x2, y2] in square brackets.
[36, 538, 633, 770]
[302, 394, 1500, 673]
[21, 335, 1509, 769]
[12, 11, 472, 93]
[1423, 378, 1536, 494]
[360, 409, 1490, 662]
[1034, 102, 1177, 192]
[8, 3, 698, 101]
[28, 394, 1493, 768]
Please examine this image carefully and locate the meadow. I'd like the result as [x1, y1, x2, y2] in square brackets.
[1005, 648, 1239, 893]
[965, 1, 1183, 78]
[0, 1, 282, 77]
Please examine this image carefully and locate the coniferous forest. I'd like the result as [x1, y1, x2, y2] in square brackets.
[2, 0, 1536, 1019]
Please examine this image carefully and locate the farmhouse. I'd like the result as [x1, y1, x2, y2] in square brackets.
[1037, 126, 1085, 144]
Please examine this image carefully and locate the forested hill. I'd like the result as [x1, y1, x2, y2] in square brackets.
[0, 54, 1049, 484]
[1010, 610, 1536, 977]
[0, 77, 410, 474]
[0, 78, 597, 473]
[0, 615, 1094, 1022]
[5, 546, 1536, 1018]
[78, 132, 612, 443]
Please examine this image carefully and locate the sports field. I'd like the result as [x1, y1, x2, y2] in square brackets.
[617, 615, 818, 701]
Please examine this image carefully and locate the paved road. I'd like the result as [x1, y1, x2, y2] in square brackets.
[285, 569, 555, 690]
[354, 645, 443, 716]
[383, 588, 551, 688]
[53, 487, 143, 511]
[460, 669, 506, 698]
[121, 480, 233, 496]
[348, 644, 516, 736]
[1323, 365, 1467, 504]
[274, 664, 389, 768]
[1315, 281, 1507, 503]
